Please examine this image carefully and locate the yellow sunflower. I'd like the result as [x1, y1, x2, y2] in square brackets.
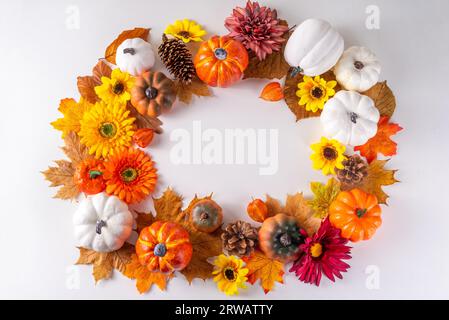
[164, 19, 206, 43]
[296, 75, 337, 112]
[310, 137, 346, 175]
[211, 255, 248, 296]
[79, 101, 135, 159]
[94, 68, 135, 105]
[51, 98, 92, 138]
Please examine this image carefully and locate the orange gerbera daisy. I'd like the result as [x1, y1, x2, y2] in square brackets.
[104, 148, 157, 204]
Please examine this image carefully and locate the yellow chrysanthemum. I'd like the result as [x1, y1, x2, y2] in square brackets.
[51, 98, 92, 138]
[211, 255, 248, 296]
[296, 75, 337, 112]
[310, 137, 346, 176]
[94, 68, 135, 105]
[164, 19, 206, 43]
[79, 101, 135, 159]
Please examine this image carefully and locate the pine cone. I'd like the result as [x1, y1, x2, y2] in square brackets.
[221, 221, 258, 257]
[336, 154, 368, 186]
[158, 34, 196, 84]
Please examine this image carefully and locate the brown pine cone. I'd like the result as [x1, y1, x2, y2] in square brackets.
[221, 221, 258, 257]
[336, 154, 368, 186]
[158, 34, 196, 84]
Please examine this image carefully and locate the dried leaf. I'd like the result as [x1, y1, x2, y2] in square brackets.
[76, 244, 134, 283]
[134, 211, 155, 233]
[363, 81, 396, 118]
[265, 194, 283, 218]
[260, 82, 284, 101]
[242, 250, 284, 294]
[77, 60, 112, 104]
[354, 116, 403, 163]
[152, 188, 183, 222]
[105, 28, 150, 65]
[127, 103, 163, 134]
[51, 98, 91, 138]
[123, 253, 172, 294]
[342, 159, 398, 205]
[175, 77, 211, 105]
[243, 20, 290, 80]
[284, 70, 340, 122]
[308, 178, 341, 219]
[61, 131, 90, 165]
[92, 60, 112, 83]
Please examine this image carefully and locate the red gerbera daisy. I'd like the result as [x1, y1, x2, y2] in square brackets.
[104, 148, 158, 204]
[289, 218, 351, 286]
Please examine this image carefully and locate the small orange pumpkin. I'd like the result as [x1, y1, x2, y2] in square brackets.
[247, 199, 268, 223]
[329, 189, 382, 242]
[73, 158, 106, 195]
[194, 36, 249, 88]
[131, 71, 176, 118]
[136, 221, 193, 273]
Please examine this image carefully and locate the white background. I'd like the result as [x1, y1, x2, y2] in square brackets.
[0, 0, 448, 299]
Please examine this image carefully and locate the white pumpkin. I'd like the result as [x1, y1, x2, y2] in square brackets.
[73, 193, 134, 253]
[320, 90, 380, 146]
[334, 46, 381, 92]
[284, 19, 344, 76]
[116, 38, 155, 76]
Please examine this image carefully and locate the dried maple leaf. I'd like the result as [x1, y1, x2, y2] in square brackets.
[284, 70, 340, 122]
[42, 132, 89, 200]
[123, 253, 172, 294]
[105, 28, 150, 65]
[363, 81, 396, 118]
[260, 82, 284, 101]
[76, 243, 134, 283]
[354, 116, 403, 163]
[77, 60, 112, 104]
[243, 20, 290, 80]
[152, 188, 184, 222]
[127, 103, 163, 134]
[51, 98, 91, 138]
[308, 178, 341, 219]
[342, 159, 398, 205]
[175, 77, 212, 105]
[134, 210, 155, 233]
[242, 250, 284, 294]
[265, 194, 283, 218]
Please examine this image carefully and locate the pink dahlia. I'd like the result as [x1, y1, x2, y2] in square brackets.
[224, 0, 289, 61]
[289, 219, 351, 286]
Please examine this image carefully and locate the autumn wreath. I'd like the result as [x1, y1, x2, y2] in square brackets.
[44, 1, 402, 295]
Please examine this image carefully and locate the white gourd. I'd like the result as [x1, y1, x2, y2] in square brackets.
[334, 46, 381, 92]
[73, 193, 134, 253]
[320, 90, 380, 146]
[284, 19, 344, 76]
[116, 38, 155, 76]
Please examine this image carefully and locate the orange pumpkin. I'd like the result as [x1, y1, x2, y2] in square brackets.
[131, 71, 176, 118]
[73, 158, 105, 195]
[194, 36, 249, 88]
[329, 189, 382, 242]
[136, 221, 193, 273]
[247, 199, 268, 223]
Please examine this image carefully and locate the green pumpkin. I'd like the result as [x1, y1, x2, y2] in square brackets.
[189, 199, 223, 233]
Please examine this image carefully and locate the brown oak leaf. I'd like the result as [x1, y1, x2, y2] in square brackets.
[77, 60, 112, 104]
[242, 249, 284, 294]
[243, 20, 290, 80]
[363, 81, 396, 118]
[76, 243, 134, 283]
[341, 159, 399, 205]
[283, 70, 340, 122]
[127, 103, 163, 134]
[105, 28, 150, 65]
[175, 77, 212, 105]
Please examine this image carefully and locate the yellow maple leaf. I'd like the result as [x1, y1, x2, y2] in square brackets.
[308, 178, 341, 219]
[242, 250, 284, 294]
[51, 98, 92, 138]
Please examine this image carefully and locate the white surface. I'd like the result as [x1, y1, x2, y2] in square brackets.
[0, 0, 448, 299]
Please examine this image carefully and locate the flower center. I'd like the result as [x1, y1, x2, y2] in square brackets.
[310, 243, 323, 258]
[223, 267, 236, 281]
[99, 122, 117, 138]
[178, 31, 191, 38]
[214, 48, 228, 60]
[354, 60, 365, 70]
[311, 86, 324, 99]
[145, 86, 159, 100]
[89, 170, 102, 179]
[113, 82, 125, 94]
[323, 147, 337, 160]
[356, 208, 367, 218]
[154, 243, 167, 257]
[121, 167, 138, 183]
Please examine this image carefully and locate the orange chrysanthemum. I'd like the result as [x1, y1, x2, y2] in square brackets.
[104, 148, 158, 204]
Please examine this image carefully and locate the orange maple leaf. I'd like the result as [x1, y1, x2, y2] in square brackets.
[242, 250, 284, 294]
[354, 116, 403, 163]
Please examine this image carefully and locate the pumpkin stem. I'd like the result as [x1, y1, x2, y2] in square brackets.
[89, 170, 103, 179]
[96, 220, 107, 235]
[154, 243, 167, 257]
[279, 233, 292, 247]
[356, 208, 367, 218]
[354, 61, 365, 70]
[200, 212, 209, 221]
[123, 48, 136, 55]
[349, 112, 359, 124]
[214, 48, 227, 60]
[290, 66, 303, 78]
